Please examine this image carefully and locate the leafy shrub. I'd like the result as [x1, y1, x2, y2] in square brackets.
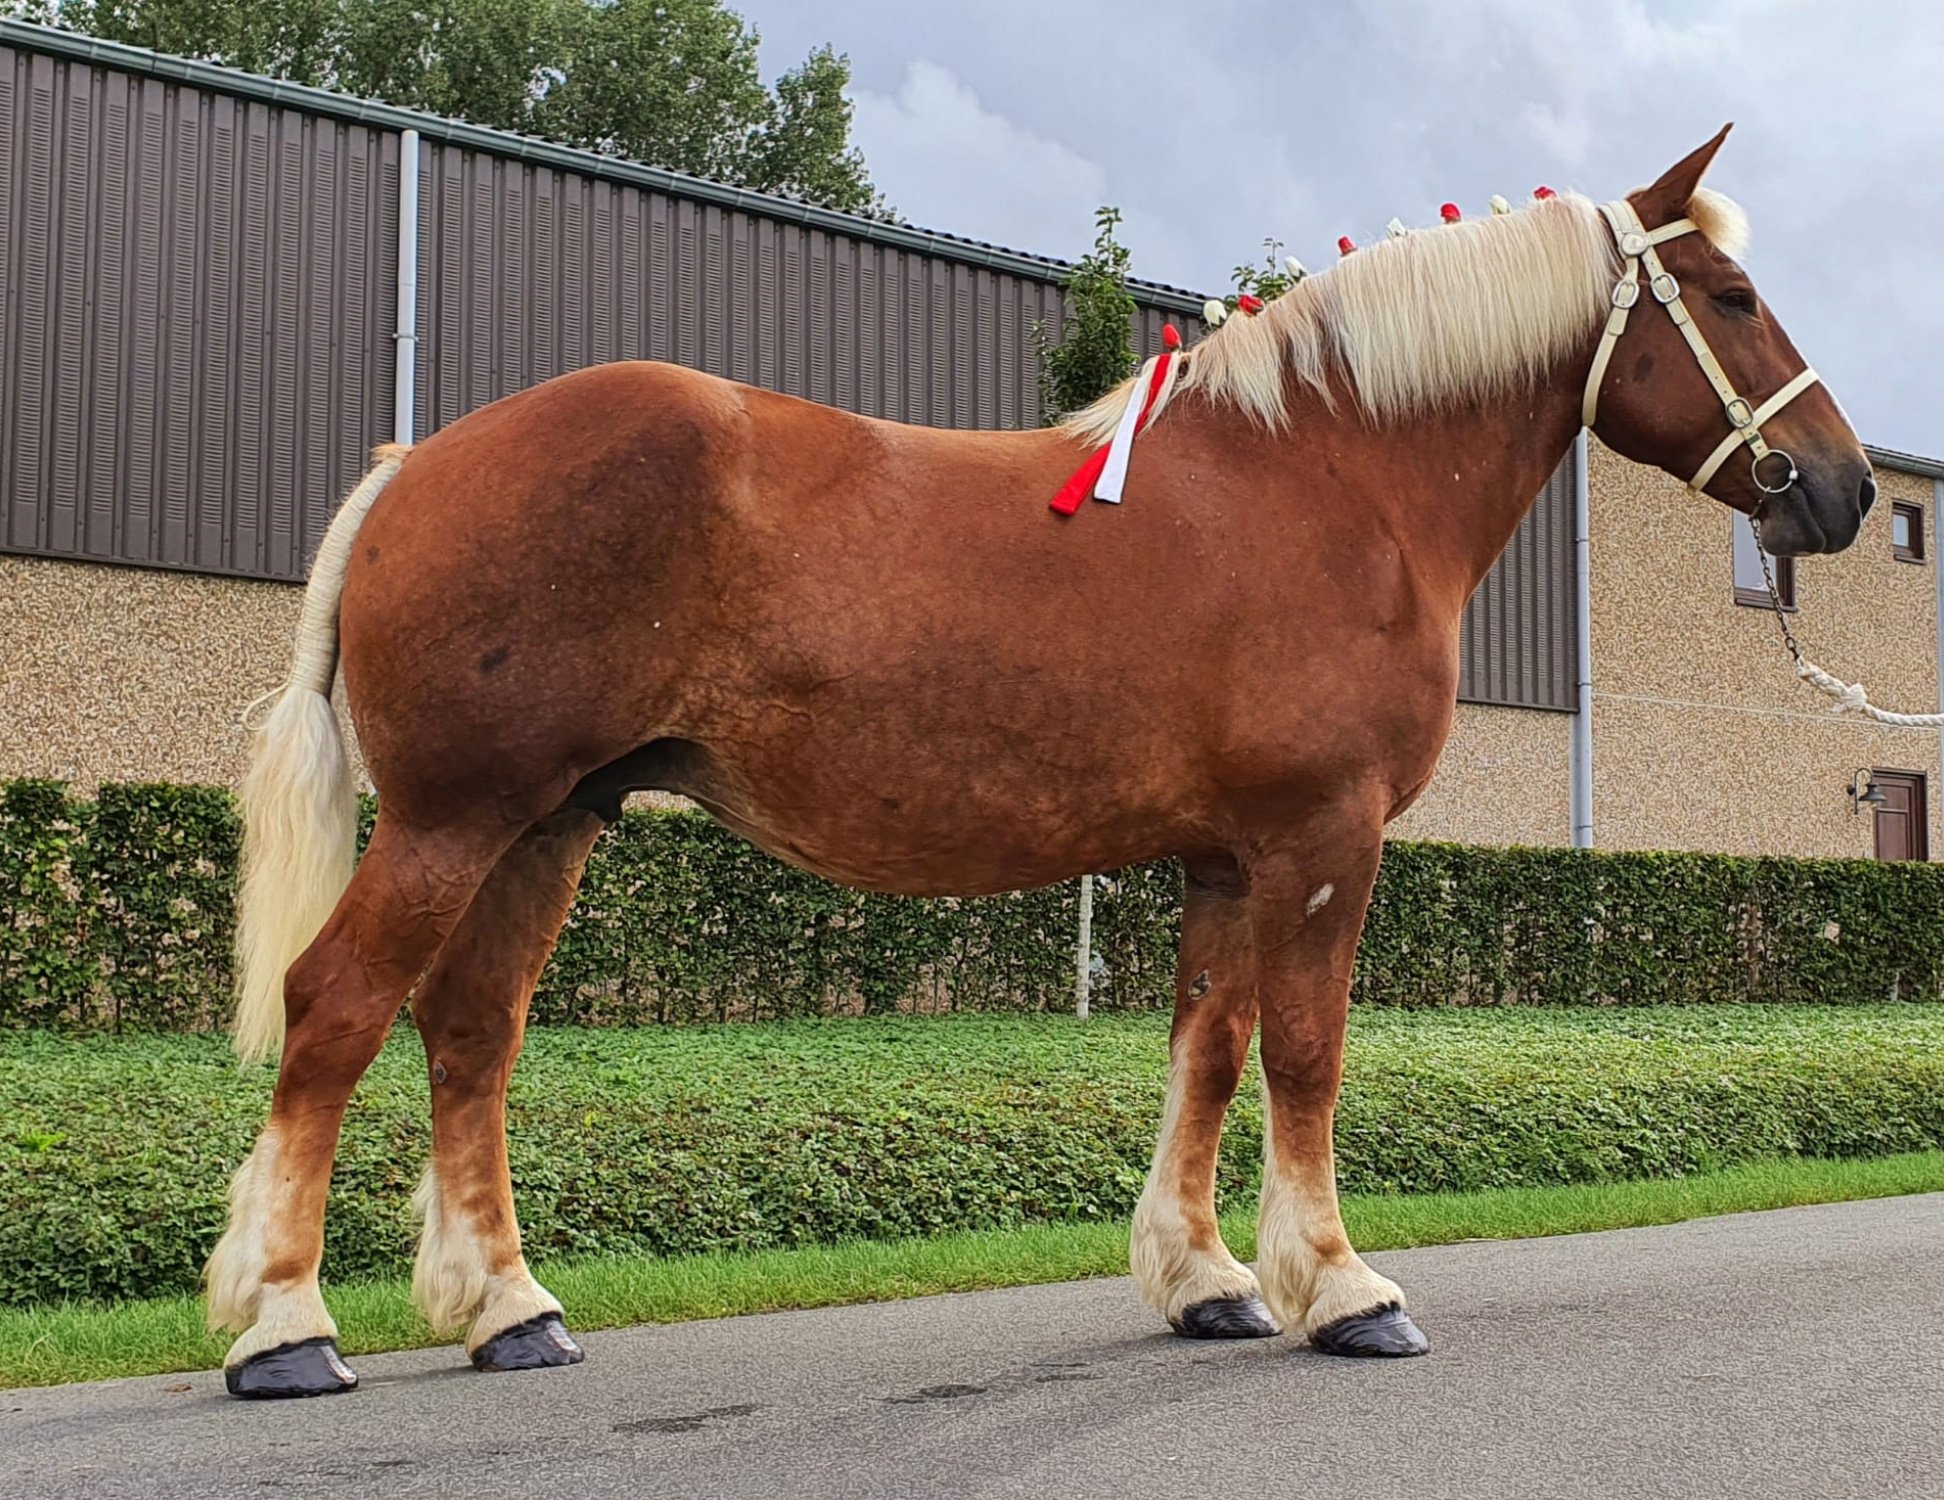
[1361, 841, 1944, 1007]
[5, 779, 1944, 1032]
[5, 1006, 1944, 1306]
[0, 781, 93, 1027]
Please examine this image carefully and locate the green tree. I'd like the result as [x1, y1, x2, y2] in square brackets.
[12, 0, 884, 214]
[1033, 206, 1138, 424]
[59, 0, 341, 78]
[533, 0, 771, 183]
[745, 43, 880, 216]
[332, 0, 569, 134]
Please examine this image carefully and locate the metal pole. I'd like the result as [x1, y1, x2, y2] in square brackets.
[1933, 477, 1943, 858]
[1074, 874, 1093, 1019]
[393, 128, 420, 446]
[1570, 430, 1594, 849]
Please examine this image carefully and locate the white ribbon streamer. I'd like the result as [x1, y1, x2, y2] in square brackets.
[1094, 354, 1179, 505]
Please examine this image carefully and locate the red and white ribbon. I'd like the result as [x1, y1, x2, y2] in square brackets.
[1048, 350, 1181, 515]
[1094, 351, 1181, 504]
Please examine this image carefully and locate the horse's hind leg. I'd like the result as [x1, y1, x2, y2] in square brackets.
[407, 808, 604, 1371]
[207, 816, 511, 1398]
[1130, 859, 1279, 1338]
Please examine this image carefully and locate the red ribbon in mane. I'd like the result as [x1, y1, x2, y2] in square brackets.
[1049, 350, 1176, 516]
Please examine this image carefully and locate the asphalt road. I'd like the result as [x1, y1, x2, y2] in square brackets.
[8, 1194, 1944, 1500]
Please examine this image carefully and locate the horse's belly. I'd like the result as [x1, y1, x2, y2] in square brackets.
[671, 740, 1175, 899]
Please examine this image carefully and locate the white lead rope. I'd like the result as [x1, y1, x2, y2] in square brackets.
[1749, 531, 1944, 728]
[1792, 659, 1944, 729]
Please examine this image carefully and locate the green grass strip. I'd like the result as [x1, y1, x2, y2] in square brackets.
[6, 1149, 1941, 1392]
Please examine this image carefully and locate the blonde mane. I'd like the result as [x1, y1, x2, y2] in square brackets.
[1069, 193, 1655, 443]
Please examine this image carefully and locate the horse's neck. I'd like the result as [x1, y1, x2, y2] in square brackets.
[1325, 375, 1588, 608]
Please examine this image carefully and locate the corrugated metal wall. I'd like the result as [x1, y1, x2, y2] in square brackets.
[0, 22, 1574, 710]
[0, 32, 1186, 582]
[0, 41, 398, 579]
[411, 145, 1134, 436]
[1459, 457, 1576, 710]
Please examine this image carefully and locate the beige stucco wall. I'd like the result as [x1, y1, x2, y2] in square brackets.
[1587, 445, 1942, 858]
[0, 555, 299, 791]
[1387, 701, 1570, 847]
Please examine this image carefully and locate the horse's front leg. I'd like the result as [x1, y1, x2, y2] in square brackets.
[1130, 857, 1278, 1338]
[1250, 801, 1430, 1357]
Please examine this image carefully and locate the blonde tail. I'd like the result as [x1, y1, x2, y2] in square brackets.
[232, 445, 410, 1064]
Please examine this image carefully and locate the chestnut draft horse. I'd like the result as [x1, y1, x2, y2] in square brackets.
[206, 127, 1872, 1397]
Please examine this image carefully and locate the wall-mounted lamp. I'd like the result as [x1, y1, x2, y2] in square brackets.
[1847, 769, 1887, 815]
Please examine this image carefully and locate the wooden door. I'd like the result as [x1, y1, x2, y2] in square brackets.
[1872, 770, 1929, 861]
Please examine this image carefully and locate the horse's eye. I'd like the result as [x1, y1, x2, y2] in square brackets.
[1714, 286, 1759, 317]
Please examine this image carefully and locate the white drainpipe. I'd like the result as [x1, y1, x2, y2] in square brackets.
[1934, 476, 1943, 857]
[1570, 430, 1594, 848]
[393, 128, 420, 445]
[1074, 875, 1093, 1020]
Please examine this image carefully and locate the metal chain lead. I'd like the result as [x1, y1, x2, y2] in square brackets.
[1748, 514, 1804, 670]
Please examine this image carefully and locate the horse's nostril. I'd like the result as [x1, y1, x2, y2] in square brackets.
[1858, 472, 1877, 517]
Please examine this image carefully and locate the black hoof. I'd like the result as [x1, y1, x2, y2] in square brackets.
[472, 1313, 585, 1373]
[1311, 1302, 1430, 1358]
[224, 1337, 359, 1399]
[1172, 1295, 1282, 1340]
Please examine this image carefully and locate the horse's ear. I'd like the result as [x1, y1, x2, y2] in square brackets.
[1634, 124, 1733, 226]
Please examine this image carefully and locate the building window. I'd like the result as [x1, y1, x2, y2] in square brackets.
[1892, 501, 1925, 563]
[1871, 770, 1929, 861]
[1733, 513, 1795, 609]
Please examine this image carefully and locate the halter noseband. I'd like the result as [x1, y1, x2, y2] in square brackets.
[1581, 198, 1820, 496]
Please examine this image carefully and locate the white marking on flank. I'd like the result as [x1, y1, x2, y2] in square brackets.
[1306, 884, 1334, 917]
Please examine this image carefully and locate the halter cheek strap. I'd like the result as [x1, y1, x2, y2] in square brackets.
[1581, 198, 1820, 496]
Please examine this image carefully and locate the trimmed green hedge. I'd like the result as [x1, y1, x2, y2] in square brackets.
[0, 782, 240, 1032]
[5, 1006, 1944, 1307]
[4, 778, 1944, 1030]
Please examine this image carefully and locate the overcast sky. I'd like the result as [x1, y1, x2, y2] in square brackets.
[749, 0, 1940, 456]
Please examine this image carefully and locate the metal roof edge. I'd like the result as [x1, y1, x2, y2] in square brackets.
[0, 18, 1209, 315]
[1865, 445, 1944, 482]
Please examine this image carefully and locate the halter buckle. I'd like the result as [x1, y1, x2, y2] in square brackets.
[1752, 448, 1798, 495]
[1649, 271, 1681, 304]
[1611, 280, 1640, 310]
[1726, 397, 1755, 429]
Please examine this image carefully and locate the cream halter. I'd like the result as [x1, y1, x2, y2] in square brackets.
[1582, 198, 1820, 495]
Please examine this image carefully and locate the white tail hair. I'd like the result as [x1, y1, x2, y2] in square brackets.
[232, 444, 410, 1064]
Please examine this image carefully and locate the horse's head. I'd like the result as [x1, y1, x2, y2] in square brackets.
[1584, 125, 1873, 556]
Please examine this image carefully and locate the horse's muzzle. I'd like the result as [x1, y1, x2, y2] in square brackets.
[1755, 457, 1875, 556]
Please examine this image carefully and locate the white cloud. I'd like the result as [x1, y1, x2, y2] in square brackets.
[1518, 102, 1591, 167]
[1611, 0, 1732, 65]
[850, 62, 1110, 256]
